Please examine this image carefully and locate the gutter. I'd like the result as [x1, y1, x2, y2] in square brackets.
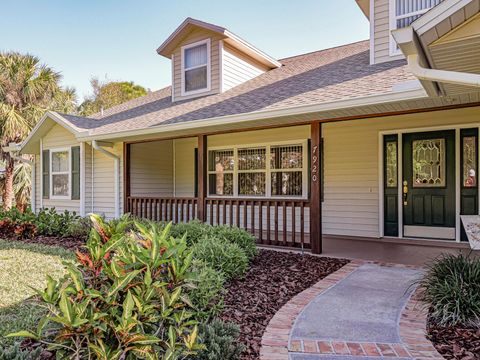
[407, 54, 480, 88]
[92, 140, 120, 218]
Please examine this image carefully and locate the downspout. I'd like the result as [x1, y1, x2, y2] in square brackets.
[408, 54, 480, 88]
[92, 140, 120, 218]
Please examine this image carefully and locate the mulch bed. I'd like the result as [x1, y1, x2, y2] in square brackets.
[220, 249, 349, 360]
[3, 235, 86, 251]
[428, 324, 480, 359]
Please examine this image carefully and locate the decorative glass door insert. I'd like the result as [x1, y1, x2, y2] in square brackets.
[412, 138, 445, 187]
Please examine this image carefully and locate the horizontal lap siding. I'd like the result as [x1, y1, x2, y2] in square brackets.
[322, 106, 480, 238]
[92, 143, 123, 219]
[130, 141, 174, 197]
[174, 138, 197, 197]
[222, 43, 268, 91]
[374, 0, 404, 63]
[41, 124, 80, 213]
[173, 28, 221, 101]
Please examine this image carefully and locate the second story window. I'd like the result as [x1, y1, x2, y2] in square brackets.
[390, 0, 444, 55]
[182, 39, 210, 95]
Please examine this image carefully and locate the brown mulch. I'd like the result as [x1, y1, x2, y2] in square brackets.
[429, 324, 480, 359]
[3, 235, 86, 251]
[220, 249, 349, 360]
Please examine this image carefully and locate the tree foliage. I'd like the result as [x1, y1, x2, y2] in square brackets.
[0, 52, 76, 209]
[79, 78, 147, 116]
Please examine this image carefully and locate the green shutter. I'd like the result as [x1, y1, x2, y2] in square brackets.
[71, 146, 80, 200]
[42, 150, 50, 199]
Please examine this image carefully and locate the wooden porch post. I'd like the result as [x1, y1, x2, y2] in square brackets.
[197, 135, 207, 222]
[310, 122, 323, 254]
[123, 143, 131, 214]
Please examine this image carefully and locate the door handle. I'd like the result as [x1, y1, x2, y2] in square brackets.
[403, 180, 408, 206]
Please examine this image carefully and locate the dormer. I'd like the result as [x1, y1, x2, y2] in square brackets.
[157, 18, 281, 102]
[356, 0, 445, 65]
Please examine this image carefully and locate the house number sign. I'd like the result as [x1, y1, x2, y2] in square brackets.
[311, 144, 319, 182]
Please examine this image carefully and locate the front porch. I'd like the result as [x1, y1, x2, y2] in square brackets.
[123, 124, 321, 251]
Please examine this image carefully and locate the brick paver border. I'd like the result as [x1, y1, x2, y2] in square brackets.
[259, 259, 444, 360]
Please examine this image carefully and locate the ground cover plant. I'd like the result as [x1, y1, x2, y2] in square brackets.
[419, 253, 480, 359]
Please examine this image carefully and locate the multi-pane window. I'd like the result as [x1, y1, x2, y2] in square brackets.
[182, 39, 210, 94]
[463, 136, 477, 188]
[51, 149, 70, 198]
[390, 0, 444, 55]
[208, 149, 234, 196]
[207, 142, 306, 198]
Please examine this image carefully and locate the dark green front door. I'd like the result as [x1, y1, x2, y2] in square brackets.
[403, 130, 456, 239]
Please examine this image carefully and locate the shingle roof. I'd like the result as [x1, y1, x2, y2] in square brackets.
[56, 40, 416, 136]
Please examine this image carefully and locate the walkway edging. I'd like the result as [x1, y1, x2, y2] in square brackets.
[259, 260, 364, 360]
[260, 260, 444, 360]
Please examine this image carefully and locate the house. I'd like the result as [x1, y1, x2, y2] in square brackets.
[15, 0, 480, 254]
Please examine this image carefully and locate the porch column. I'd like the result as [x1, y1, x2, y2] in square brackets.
[123, 143, 131, 214]
[197, 135, 207, 222]
[310, 122, 323, 254]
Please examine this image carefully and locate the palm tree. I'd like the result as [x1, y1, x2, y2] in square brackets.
[0, 52, 66, 210]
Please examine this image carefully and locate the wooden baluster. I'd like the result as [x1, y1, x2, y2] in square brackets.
[259, 201, 263, 243]
[186, 199, 191, 221]
[209, 200, 214, 225]
[250, 201, 255, 236]
[235, 201, 240, 227]
[243, 201, 247, 230]
[283, 201, 287, 246]
[174, 199, 178, 223]
[169, 199, 173, 222]
[300, 201, 305, 248]
[291, 201, 296, 246]
[267, 200, 271, 245]
[274, 201, 279, 244]
[181, 199, 185, 222]
[149, 199, 153, 220]
[222, 200, 226, 225]
[229, 200, 233, 226]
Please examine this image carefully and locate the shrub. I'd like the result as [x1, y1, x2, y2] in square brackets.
[0, 344, 42, 360]
[170, 220, 210, 246]
[419, 253, 480, 327]
[209, 226, 257, 260]
[193, 319, 244, 360]
[188, 260, 225, 319]
[192, 236, 248, 280]
[0, 219, 36, 239]
[34, 208, 82, 237]
[9, 215, 202, 359]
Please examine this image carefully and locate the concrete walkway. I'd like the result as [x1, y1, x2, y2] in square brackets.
[289, 263, 422, 360]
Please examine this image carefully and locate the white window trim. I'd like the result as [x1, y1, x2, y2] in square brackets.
[50, 147, 71, 200]
[207, 140, 308, 200]
[181, 38, 211, 97]
[389, 0, 435, 57]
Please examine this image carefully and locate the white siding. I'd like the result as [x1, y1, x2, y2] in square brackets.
[322, 106, 480, 238]
[34, 155, 41, 212]
[373, 0, 404, 63]
[130, 141, 174, 197]
[222, 43, 268, 91]
[92, 143, 123, 219]
[41, 124, 80, 213]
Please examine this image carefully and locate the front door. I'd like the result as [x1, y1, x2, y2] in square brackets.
[403, 130, 456, 239]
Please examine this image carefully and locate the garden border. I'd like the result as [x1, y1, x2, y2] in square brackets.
[259, 259, 443, 360]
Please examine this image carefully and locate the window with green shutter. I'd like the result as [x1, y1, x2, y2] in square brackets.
[71, 146, 80, 200]
[42, 150, 50, 199]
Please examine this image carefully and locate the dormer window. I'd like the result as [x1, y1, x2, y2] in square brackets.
[389, 0, 444, 56]
[181, 39, 211, 96]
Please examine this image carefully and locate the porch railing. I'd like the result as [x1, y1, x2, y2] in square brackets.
[126, 196, 310, 249]
[126, 196, 198, 223]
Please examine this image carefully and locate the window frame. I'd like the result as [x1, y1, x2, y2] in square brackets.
[389, 0, 439, 56]
[49, 147, 71, 200]
[180, 38, 211, 96]
[207, 140, 308, 199]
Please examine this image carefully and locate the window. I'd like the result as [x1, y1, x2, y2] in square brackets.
[207, 142, 307, 198]
[412, 138, 445, 187]
[390, 0, 444, 55]
[181, 39, 210, 95]
[462, 136, 477, 188]
[50, 148, 70, 198]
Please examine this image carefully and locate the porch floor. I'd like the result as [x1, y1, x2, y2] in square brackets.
[260, 235, 476, 266]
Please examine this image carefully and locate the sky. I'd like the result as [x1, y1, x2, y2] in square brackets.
[1, 0, 369, 101]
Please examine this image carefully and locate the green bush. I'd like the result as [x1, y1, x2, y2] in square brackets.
[0, 344, 42, 360]
[189, 260, 225, 319]
[9, 215, 202, 359]
[209, 226, 257, 260]
[193, 319, 244, 360]
[419, 253, 480, 327]
[192, 236, 248, 280]
[170, 220, 210, 246]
